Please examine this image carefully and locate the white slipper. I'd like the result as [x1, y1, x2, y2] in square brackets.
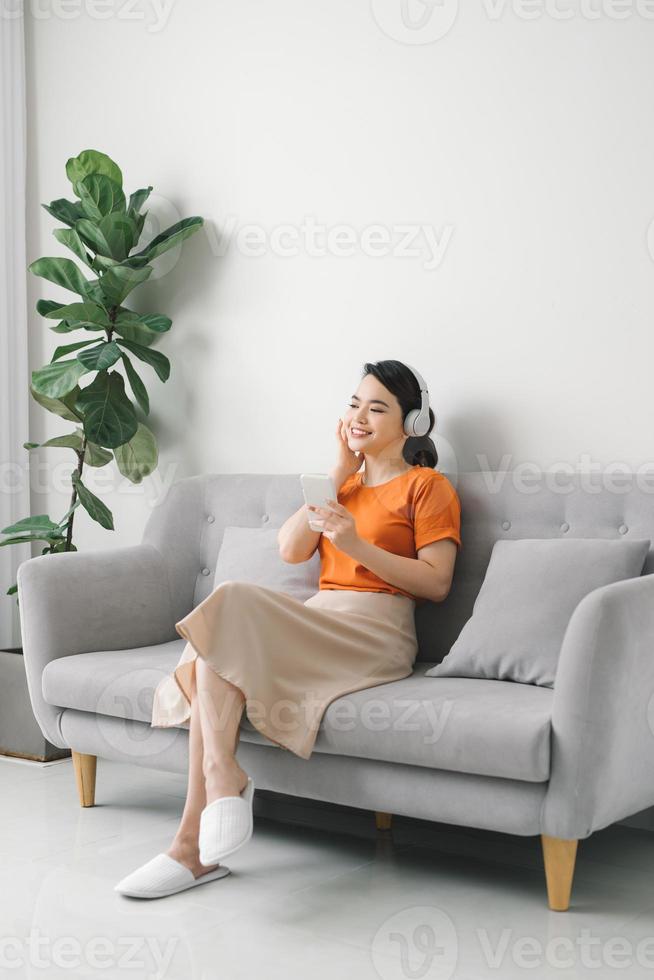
[199, 776, 255, 865]
[114, 853, 231, 898]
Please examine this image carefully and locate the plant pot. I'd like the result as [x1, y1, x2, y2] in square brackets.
[0, 647, 70, 762]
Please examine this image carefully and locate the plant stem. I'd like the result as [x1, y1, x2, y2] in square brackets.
[63, 302, 117, 550]
[107, 304, 117, 342]
[65, 434, 87, 551]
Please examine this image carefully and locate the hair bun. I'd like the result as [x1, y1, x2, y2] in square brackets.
[403, 435, 438, 469]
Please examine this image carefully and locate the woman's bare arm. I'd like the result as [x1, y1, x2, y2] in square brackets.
[278, 467, 349, 563]
[346, 537, 458, 603]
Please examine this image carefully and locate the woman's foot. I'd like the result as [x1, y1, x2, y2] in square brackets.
[165, 762, 249, 878]
[204, 758, 249, 806]
[166, 834, 223, 880]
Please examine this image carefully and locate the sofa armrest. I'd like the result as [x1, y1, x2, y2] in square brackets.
[541, 573, 654, 839]
[17, 544, 176, 749]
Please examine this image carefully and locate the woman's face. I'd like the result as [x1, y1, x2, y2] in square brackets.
[344, 374, 407, 456]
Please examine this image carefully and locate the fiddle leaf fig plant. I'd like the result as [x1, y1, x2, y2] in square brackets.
[1, 148, 204, 599]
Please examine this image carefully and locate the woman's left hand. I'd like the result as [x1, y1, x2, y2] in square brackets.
[308, 499, 361, 555]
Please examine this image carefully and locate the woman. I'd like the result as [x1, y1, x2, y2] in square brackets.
[115, 359, 461, 898]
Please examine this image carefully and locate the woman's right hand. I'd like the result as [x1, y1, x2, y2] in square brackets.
[332, 418, 364, 480]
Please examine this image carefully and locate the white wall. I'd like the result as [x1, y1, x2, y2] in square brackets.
[23, 0, 654, 551]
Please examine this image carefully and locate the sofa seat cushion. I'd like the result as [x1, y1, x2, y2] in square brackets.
[313, 661, 552, 781]
[42, 641, 188, 724]
[43, 646, 553, 782]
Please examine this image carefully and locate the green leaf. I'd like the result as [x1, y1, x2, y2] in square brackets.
[116, 311, 173, 333]
[75, 218, 113, 256]
[37, 299, 65, 317]
[141, 313, 171, 332]
[121, 353, 149, 415]
[131, 210, 147, 239]
[30, 384, 82, 421]
[66, 149, 123, 189]
[7, 583, 17, 596]
[71, 472, 114, 530]
[51, 321, 105, 335]
[100, 263, 152, 306]
[1, 514, 61, 535]
[133, 216, 204, 261]
[91, 255, 121, 276]
[40, 432, 85, 450]
[74, 174, 126, 222]
[23, 430, 82, 450]
[44, 301, 110, 329]
[53, 227, 93, 268]
[58, 498, 82, 525]
[0, 532, 65, 547]
[42, 198, 85, 228]
[114, 422, 158, 484]
[97, 211, 138, 260]
[50, 541, 77, 553]
[85, 441, 113, 467]
[29, 257, 90, 298]
[52, 339, 97, 361]
[119, 253, 150, 269]
[76, 341, 121, 371]
[112, 314, 157, 347]
[114, 337, 170, 381]
[128, 187, 152, 213]
[81, 278, 109, 307]
[74, 371, 138, 448]
[32, 359, 89, 399]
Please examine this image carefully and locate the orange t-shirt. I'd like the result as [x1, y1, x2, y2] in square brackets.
[317, 465, 462, 606]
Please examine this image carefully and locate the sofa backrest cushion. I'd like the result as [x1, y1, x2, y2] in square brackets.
[214, 525, 320, 603]
[424, 536, 650, 687]
[141, 470, 654, 663]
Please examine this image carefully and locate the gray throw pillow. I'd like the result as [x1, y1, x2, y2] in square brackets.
[214, 525, 320, 603]
[425, 537, 650, 688]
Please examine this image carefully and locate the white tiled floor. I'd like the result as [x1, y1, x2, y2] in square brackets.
[2, 754, 654, 979]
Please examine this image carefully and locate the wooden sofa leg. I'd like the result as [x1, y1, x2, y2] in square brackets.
[375, 811, 393, 831]
[541, 835, 578, 910]
[72, 751, 97, 807]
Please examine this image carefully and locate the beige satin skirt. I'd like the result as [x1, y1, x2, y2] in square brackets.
[150, 581, 419, 760]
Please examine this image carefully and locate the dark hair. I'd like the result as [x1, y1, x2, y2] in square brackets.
[361, 359, 438, 468]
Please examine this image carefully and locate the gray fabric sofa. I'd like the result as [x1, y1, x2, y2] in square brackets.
[16, 470, 654, 911]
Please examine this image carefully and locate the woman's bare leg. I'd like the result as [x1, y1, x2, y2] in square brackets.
[165, 657, 247, 877]
[194, 656, 249, 804]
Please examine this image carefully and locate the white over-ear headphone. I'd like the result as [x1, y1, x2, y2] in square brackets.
[402, 363, 432, 438]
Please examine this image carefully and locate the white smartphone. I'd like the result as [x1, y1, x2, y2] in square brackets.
[300, 473, 336, 532]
